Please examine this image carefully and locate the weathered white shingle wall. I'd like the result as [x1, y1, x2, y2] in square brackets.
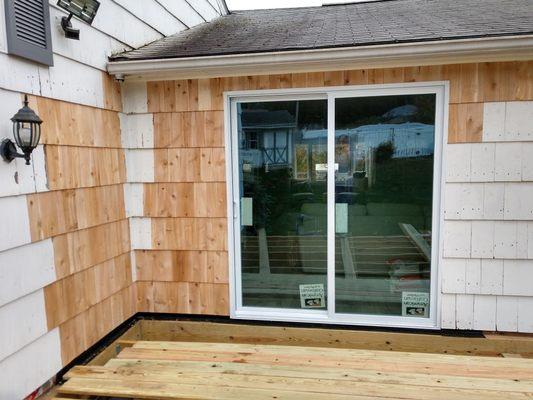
[441, 101, 533, 332]
[0, 0, 224, 398]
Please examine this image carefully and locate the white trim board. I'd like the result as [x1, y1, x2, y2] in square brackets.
[224, 81, 448, 330]
[107, 35, 533, 81]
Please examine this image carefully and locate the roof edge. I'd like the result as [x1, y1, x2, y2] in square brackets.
[107, 35, 533, 81]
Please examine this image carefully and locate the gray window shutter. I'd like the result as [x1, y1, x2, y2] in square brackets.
[4, 0, 53, 66]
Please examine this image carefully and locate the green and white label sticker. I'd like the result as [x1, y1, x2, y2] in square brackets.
[299, 284, 325, 309]
[402, 291, 429, 317]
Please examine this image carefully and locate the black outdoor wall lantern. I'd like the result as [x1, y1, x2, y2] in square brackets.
[1, 95, 42, 166]
[57, 0, 101, 40]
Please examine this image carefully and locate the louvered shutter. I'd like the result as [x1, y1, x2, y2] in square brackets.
[4, 0, 53, 66]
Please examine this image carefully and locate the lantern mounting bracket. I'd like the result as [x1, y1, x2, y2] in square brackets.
[0, 139, 27, 164]
[61, 14, 80, 40]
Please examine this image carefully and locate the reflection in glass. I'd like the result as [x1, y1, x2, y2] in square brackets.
[238, 100, 328, 309]
[237, 94, 436, 319]
[334, 95, 436, 317]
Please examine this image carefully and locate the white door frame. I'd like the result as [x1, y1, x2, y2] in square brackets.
[224, 81, 449, 330]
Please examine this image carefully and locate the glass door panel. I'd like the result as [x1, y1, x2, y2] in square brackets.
[237, 99, 328, 310]
[334, 94, 436, 318]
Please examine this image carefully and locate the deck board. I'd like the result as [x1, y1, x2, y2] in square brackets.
[57, 340, 533, 399]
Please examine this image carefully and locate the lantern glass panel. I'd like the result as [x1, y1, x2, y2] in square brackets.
[18, 123, 32, 147]
[32, 124, 41, 147]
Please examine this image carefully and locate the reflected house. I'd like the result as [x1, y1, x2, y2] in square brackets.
[302, 121, 435, 186]
[239, 103, 434, 184]
[239, 101, 435, 311]
[239, 107, 298, 170]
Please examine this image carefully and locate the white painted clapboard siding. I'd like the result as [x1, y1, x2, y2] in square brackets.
[0, 90, 48, 198]
[48, 0, 163, 49]
[443, 220, 533, 259]
[483, 101, 533, 142]
[112, 0, 188, 36]
[120, 113, 154, 149]
[125, 149, 155, 182]
[187, 0, 221, 20]
[156, 0, 206, 27]
[0, 195, 31, 253]
[0, 0, 223, 398]
[446, 142, 533, 183]
[0, 290, 49, 362]
[444, 182, 533, 220]
[130, 217, 152, 249]
[124, 183, 145, 218]
[0, 328, 62, 400]
[122, 81, 149, 114]
[49, 7, 131, 72]
[0, 240, 56, 308]
[0, 53, 110, 109]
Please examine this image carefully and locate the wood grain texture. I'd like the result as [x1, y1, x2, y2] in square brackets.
[102, 71, 123, 112]
[138, 320, 533, 357]
[448, 103, 484, 143]
[136, 281, 229, 315]
[134, 60, 533, 322]
[21, 86, 129, 376]
[151, 217, 227, 251]
[27, 184, 126, 241]
[135, 250, 228, 283]
[53, 219, 130, 279]
[45, 146, 126, 190]
[147, 62, 533, 113]
[58, 284, 136, 366]
[57, 338, 533, 399]
[154, 148, 225, 182]
[28, 96, 121, 147]
[44, 253, 132, 329]
[144, 183, 226, 218]
[145, 61, 533, 145]
[153, 111, 224, 148]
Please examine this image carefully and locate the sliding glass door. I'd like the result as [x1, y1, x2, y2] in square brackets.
[236, 98, 329, 311]
[229, 84, 444, 328]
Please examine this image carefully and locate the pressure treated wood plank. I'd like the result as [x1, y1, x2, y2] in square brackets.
[87, 323, 142, 366]
[117, 346, 533, 380]
[135, 249, 228, 283]
[138, 320, 533, 357]
[64, 364, 531, 400]
[100, 359, 533, 393]
[130, 341, 533, 369]
[58, 377, 378, 400]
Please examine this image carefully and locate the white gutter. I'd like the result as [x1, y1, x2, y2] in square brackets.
[107, 35, 533, 81]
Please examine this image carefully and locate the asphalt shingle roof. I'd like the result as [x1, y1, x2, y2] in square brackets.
[110, 0, 533, 61]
